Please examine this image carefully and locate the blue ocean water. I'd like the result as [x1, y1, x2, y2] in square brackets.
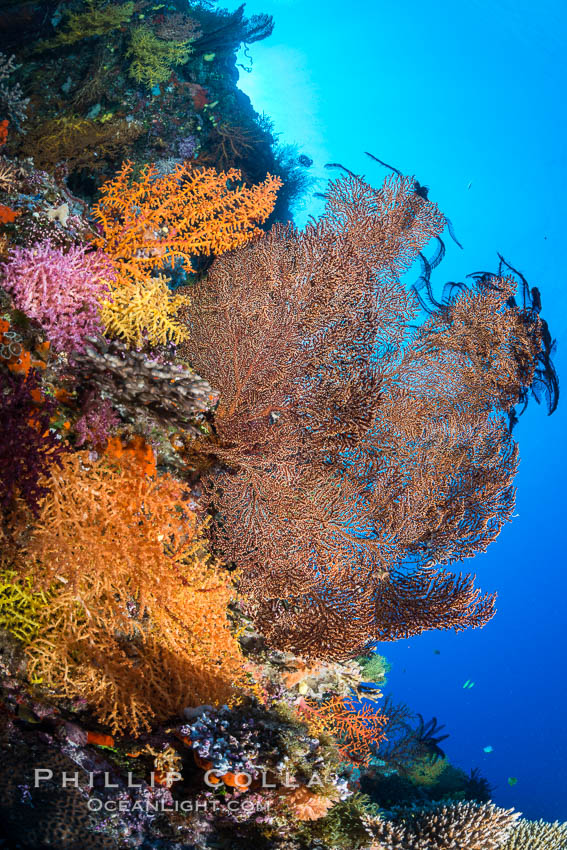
[232, 0, 567, 820]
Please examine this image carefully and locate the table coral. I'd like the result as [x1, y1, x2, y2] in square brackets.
[502, 819, 567, 849]
[367, 802, 520, 850]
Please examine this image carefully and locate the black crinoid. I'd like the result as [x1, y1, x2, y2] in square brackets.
[466, 255, 559, 429]
[496, 255, 559, 423]
[413, 714, 450, 762]
[464, 767, 494, 803]
[408, 249, 559, 432]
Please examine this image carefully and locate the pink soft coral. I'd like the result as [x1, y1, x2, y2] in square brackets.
[74, 393, 120, 450]
[0, 242, 114, 353]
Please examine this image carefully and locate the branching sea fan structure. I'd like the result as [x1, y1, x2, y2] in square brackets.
[181, 172, 550, 659]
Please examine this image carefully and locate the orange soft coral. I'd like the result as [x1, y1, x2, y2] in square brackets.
[0, 319, 50, 377]
[104, 434, 157, 477]
[298, 696, 388, 767]
[91, 160, 281, 277]
[279, 786, 336, 821]
[21, 452, 249, 734]
[89, 160, 281, 347]
[0, 204, 19, 223]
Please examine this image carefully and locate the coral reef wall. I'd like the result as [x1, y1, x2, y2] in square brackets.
[0, 2, 560, 848]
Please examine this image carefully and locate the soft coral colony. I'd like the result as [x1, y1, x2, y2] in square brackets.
[0, 1, 562, 848]
[90, 160, 281, 347]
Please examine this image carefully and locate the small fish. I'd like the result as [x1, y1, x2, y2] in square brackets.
[507, 776, 518, 786]
[17, 706, 40, 724]
[433, 649, 441, 655]
[463, 679, 475, 689]
[467, 181, 472, 189]
[483, 745, 493, 753]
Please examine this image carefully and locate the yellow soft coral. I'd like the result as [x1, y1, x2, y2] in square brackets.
[127, 26, 192, 89]
[91, 160, 281, 348]
[41, 0, 134, 47]
[18, 115, 143, 173]
[407, 755, 448, 787]
[0, 568, 51, 644]
[100, 273, 188, 348]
